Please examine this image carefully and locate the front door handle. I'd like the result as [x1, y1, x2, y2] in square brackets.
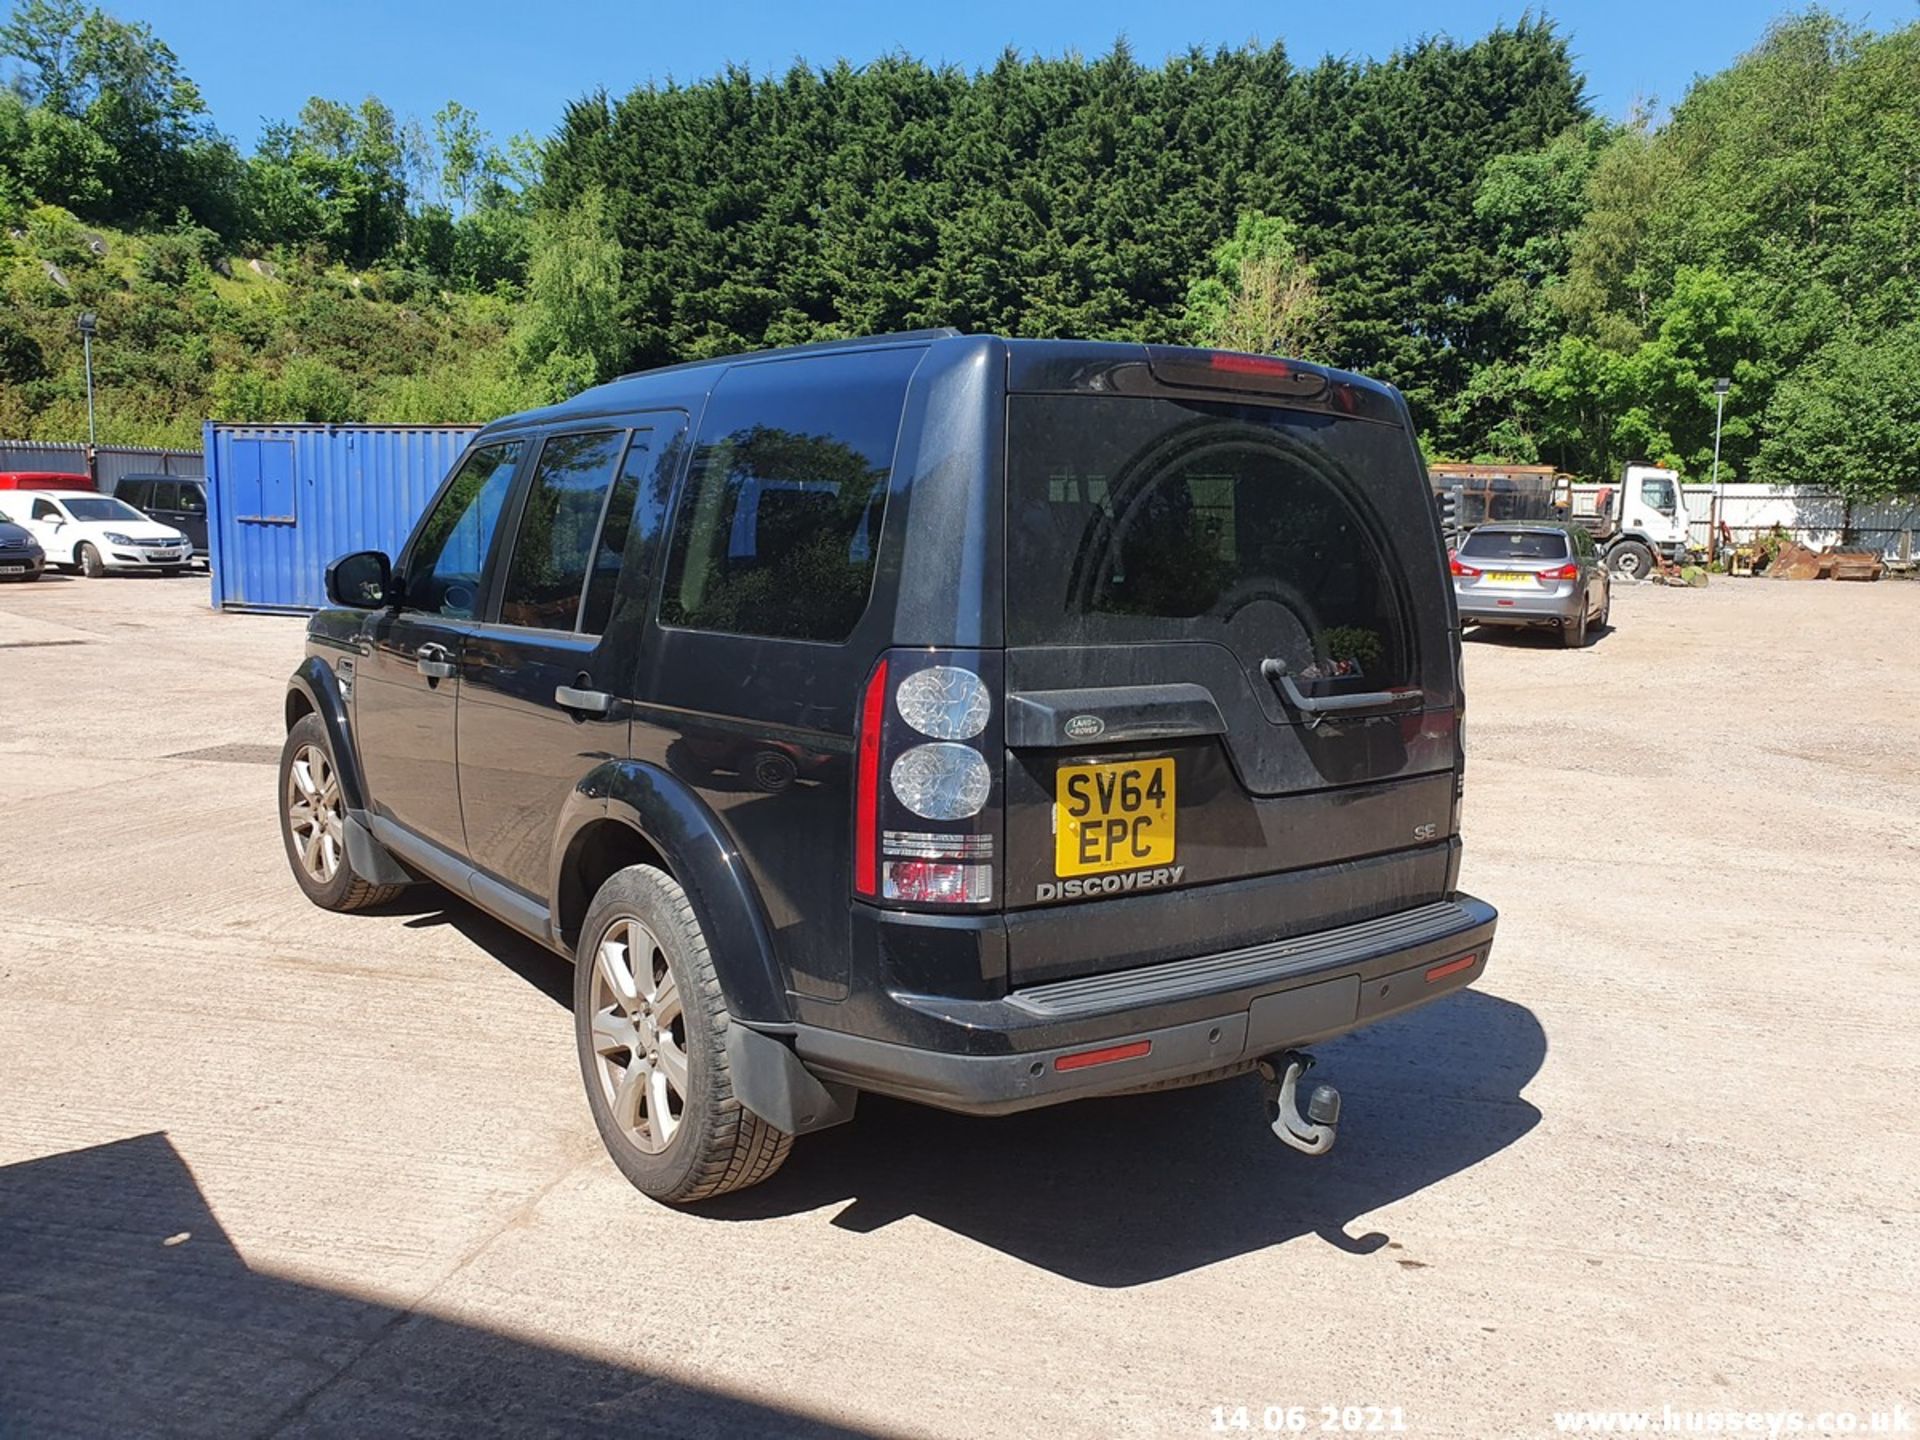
[555, 684, 613, 716]
[415, 642, 457, 680]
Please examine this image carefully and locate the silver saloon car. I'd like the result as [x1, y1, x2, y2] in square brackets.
[1451, 523, 1610, 648]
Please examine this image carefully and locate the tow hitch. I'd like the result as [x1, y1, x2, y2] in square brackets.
[1259, 1050, 1341, 1155]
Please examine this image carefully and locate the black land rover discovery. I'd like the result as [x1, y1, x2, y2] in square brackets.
[280, 331, 1496, 1203]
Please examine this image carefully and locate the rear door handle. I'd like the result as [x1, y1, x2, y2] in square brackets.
[1260, 659, 1424, 720]
[554, 684, 613, 716]
[415, 642, 457, 680]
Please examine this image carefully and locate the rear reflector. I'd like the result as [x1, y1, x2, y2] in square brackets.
[853, 659, 889, 897]
[883, 859, 992, 904]
[1053, 1039, 1152, 1072]
[1425, 954, 1478, 984]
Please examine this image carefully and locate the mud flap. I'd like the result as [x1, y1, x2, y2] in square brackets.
[727, 1024, 858, 1136]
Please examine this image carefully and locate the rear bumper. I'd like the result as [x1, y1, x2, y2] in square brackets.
[1456, 587, 1580, 625]
[780, 895, 1496, 1115]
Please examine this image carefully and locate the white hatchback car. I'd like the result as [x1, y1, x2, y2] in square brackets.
[13, 489, 193, 577]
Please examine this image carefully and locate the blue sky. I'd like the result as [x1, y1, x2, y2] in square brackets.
[103, 1, 1883, 150]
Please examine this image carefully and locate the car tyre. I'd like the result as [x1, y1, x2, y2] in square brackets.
[278, 714, 408, 911]
[1562, 604, 1589, 649]
[1607, 540, 1654, 579]
[575, 864, 792, 1203]
[75, 542, 105, 578]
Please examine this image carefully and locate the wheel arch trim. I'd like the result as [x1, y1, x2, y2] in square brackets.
[286, 657, 369, 814]
[552, 760, 791, 1027]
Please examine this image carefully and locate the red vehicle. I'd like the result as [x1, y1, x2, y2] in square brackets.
[0, 471, 94, 492]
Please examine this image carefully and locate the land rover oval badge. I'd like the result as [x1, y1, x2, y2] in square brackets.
[1064, 714, 1105, 740]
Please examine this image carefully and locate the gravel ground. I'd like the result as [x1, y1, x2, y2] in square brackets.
[1, 570, 1916, 1439]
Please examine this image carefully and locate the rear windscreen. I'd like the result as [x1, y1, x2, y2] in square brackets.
[1007, 395, 1420, 692]
[1459, 529, 1569, 560]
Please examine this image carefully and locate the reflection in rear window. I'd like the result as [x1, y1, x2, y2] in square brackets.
[1459, 529, 1569, 560]
[1006, 395, 1416, 692]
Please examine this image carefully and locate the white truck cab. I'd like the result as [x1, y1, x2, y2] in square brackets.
[1568, 463, 1693, 578]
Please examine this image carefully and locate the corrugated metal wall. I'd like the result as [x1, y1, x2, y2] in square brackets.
[204, 424, 480, 612]
[0, 440, 203, 489]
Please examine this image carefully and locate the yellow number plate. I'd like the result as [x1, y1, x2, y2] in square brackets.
[1055, 758, 1176, 877]
[1487, 571, 1533, 584]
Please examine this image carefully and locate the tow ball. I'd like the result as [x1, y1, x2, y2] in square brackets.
[1259, 1050, 1341, 1155]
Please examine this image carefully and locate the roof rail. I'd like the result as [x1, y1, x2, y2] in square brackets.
[610, 328, 965, 383]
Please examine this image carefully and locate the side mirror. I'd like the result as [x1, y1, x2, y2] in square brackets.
[325, 550, 395, 609]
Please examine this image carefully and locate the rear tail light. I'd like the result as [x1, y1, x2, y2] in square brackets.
[854, 651, 1001, 907]
[853, 659, 890, 897]
[1539, 562, 1579, 582]
[1449, 553, 1480, 577]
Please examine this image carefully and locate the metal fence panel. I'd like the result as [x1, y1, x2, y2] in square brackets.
[0, 440, 202, 485]
[1684, 484, 1920, 559]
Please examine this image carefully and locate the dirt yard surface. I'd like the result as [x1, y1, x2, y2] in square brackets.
[2, 571, 1916, 1439]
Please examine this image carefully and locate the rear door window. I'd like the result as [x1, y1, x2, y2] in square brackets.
[150, 482, 179, 510]
[498, 430, 627, 632]
[580, 427, 675, 636]
[658, 346, 922, 642]
[1006, 395, 1417, 693]
[1460, 530, 1570, 561]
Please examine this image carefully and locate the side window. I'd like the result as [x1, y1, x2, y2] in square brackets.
[406, 441, 523, 619]
[120, 481, 146, 508]
[659, 347, 922, 642]
[1641, 477, 1675, 514]
[32, 499, 58, 521]
[150, 482, 178, 510]
[498, 430, 628, 632]
[177, 484, 206, 515]
[580, 427, 674, 636]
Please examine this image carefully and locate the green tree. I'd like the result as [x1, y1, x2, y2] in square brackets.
[1534, 11, 1920, 494]
[249, 97, 410, 263]
[1759, 323, 1920, 498]
[516, 185, 625, 394]
[1182, 212, 1328, 358]
[0, 0, 231, 226]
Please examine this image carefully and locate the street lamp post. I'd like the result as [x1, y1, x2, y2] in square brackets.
[1710, 378, 1730, 562]
[76, 311, 98, 450]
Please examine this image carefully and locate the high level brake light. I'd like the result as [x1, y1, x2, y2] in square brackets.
[853, 651, 1000, 907]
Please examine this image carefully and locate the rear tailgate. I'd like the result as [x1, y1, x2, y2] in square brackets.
[1001, 365, 1460, 985]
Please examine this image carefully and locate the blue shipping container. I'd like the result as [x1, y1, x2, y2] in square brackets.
[204, 423, 480, 612]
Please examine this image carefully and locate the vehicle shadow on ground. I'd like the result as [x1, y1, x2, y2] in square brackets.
[0, 1132, 883, 1437]
[1465, 622, 1613, 648]
[706, 989, 1546, 1287]
[374, 887, 575, 1006]
[358, 891, 1545, 1289]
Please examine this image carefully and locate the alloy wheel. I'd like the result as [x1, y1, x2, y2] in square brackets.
[285, 743, 344, 883]
[589, 917, 689, 1154]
